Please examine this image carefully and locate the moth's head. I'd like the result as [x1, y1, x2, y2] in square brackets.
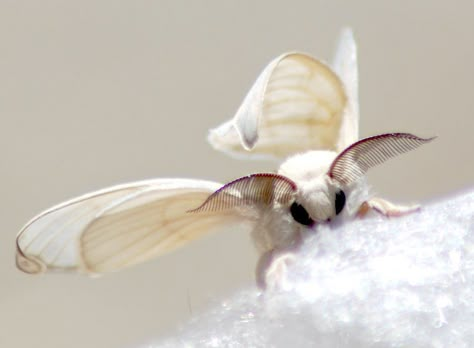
[293, 175, 346, 224]
[278, 151, 344, 224]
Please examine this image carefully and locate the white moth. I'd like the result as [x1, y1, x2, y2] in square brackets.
[16, 29, 434, 289]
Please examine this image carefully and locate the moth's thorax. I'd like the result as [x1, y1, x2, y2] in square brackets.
[251, 205, 300, 253]
[278, 150, 337, 181]
[278, 150, 340, 222]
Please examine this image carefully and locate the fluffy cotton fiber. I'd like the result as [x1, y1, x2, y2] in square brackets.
[155, 189, 474, 348]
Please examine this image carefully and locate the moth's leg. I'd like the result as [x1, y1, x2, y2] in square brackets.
[357, 197, 420, 218]
[256, 249, 274, 290]
[256, 249, 296, 290]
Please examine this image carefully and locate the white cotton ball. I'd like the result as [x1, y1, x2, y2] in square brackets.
[154, 189, 474, 348]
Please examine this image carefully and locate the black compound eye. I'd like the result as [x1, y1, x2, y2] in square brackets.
[290, 202, 314, 226]
[335, 190, 346, 215]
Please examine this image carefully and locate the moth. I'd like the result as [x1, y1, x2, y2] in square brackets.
[16, 29, 434, 289]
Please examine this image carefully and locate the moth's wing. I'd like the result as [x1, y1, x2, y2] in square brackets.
[332, 28, 359, 151]
[208, 52, 348, 160]
[16, 179, 246, 274]
[16, 181, 155, 274]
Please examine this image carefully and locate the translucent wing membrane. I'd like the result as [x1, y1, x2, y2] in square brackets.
[79, 186, 242, 273]
[16, 179, 250, 274]
[332, 28, 359, 151]
[328, 133, 436, 186]
[16, 184, 145, 274]
[208, 52, 348, 160]
[191, 174, 297, 213]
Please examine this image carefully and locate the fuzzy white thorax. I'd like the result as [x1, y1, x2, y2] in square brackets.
[251, 205, 300, 254]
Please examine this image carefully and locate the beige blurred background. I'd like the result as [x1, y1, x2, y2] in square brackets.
[1, 1, 473, 347]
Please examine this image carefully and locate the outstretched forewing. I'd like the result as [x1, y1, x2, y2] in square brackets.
[208, 52, 348, 160]
[16, 179, 245, 274]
